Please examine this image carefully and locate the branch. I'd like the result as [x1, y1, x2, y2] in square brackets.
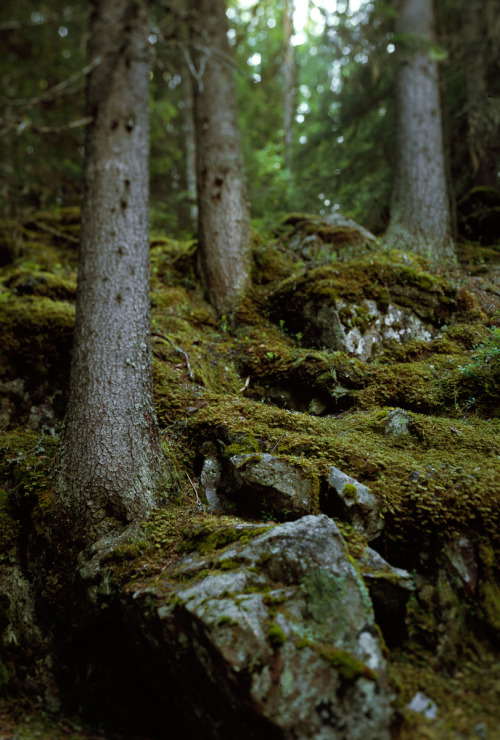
[0, 9, 89, 31]
[151, 331, 194, 380]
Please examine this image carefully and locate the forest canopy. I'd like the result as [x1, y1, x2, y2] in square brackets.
[2, 0, 499, 237]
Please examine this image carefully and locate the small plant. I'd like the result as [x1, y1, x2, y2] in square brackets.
[460, 325, 500, 399]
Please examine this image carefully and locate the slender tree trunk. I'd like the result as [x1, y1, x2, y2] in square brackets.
[189, 0, 250, 318]
[54, 0, 168, 544]
[283, 0, 294, 172]
[385, 0, 455, 262]
[181, 60, 198, 231]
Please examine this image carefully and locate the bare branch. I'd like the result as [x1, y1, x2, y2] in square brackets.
[0, 9, 89, 31]
[151, 331, 194, 380]
[3, 56, 102, 108]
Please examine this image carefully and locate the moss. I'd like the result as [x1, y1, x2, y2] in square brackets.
[297, 638, 377, 682]
[317, 643, 377, 681]
[103, 542, 146, 563]
[268, 622, 287, 649]
[217, 615, 236, 626]
[223, 436, 260, 457]
[219, 559, 241, 571]
[0, 294, 74, 385]
[343, 483, 358, 500]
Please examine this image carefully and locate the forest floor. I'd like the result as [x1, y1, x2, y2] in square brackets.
[0, 209, 499, 738]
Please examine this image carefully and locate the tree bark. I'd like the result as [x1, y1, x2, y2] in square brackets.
[189, 0, 251, 318]
[283, 0, 294, 172]
[54, 0, 168, 544]
[462, 0, 500, 186]
[385, 0, 455, 262]
[181, 59, 198, 231]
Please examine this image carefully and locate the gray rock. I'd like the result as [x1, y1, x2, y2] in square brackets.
[407, 691, 438, 720]
[327, 467, 384, 541]
[125, 515, 395, 739]
[384, 408, 411, 436]
[200, 456, 224, 513]
[443, 534, 478, 595]
[359, 547, 414, 645]
[227, 453, 318, 520]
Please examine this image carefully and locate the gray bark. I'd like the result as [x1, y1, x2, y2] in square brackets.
[189, 0, 251, 318]
[54, 0, 168, 543]
[181, 60, 198, 231]
[385, 0, 455, 262]
[463, 0, 500, 186]
[283, 0, 294, 171]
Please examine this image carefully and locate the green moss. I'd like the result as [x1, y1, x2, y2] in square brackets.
[224, 436, 260, 457]
[103, 542, 146, 563]
[268, 622, 287, 649]
[217, 615, 236, 626]
[343, 483, 358, 500]
[317, 643, 377, 681]
[0, 294, 74, 384]
[219, 559, 241, 571]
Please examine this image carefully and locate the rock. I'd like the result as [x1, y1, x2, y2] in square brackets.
[326, 467, 384, 541]
[269, 259, 457, 360]
[226, 453, 319, 520]
[384, 408, 411, 436]
[200, 456, 225, 513]
[407, 691, 438, 720]
[443, 534, 478, 596]
[124, 515, 395, 739]
[359, 547, 414, 645]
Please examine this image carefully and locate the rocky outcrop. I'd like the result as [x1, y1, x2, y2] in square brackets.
[123, 515, 395, 739]
[269, 256, 457, 360]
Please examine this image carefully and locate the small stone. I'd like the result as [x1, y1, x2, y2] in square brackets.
[385, 408, 411, 436]
[407, 691, 438, 719]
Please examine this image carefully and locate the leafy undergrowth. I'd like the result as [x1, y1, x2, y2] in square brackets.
[1, 209, 500, 738]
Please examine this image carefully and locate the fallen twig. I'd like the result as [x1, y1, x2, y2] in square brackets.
[186, 471, 201, 504]
[151, 330, 194, 380]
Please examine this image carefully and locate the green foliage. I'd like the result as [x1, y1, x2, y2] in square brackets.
[460, 324, 500, 400]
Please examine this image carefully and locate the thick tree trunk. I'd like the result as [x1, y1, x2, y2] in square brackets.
[385, 0, 455, 262]
[189, 0, 250, 318]
[54, 0, 167, 544]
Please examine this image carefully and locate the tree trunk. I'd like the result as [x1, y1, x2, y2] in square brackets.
[189, 0, 251, 318]
[385, 0, 455, 262]
[462, 0, 500, 186]
[283, 0, 294, 172]
[54, 0, 168, 544]
[181, 59, 198, 231]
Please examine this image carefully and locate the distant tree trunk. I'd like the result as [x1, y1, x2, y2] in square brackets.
[54, 0, 168, 544]
[181, 60, 198, 231]
[189, 0, 251, 318]
[462, 0, 500, 186]
[283, 0, 294, 171]
[385, 0, 455, 262]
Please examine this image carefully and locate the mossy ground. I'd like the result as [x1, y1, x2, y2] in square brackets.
[1, 210, 500, 737]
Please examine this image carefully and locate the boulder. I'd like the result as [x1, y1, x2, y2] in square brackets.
[269, 258, 457, 360]
[123, 515, 395, 739]
[325, 467, 384, 541]
[226, 453, 319, 520]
